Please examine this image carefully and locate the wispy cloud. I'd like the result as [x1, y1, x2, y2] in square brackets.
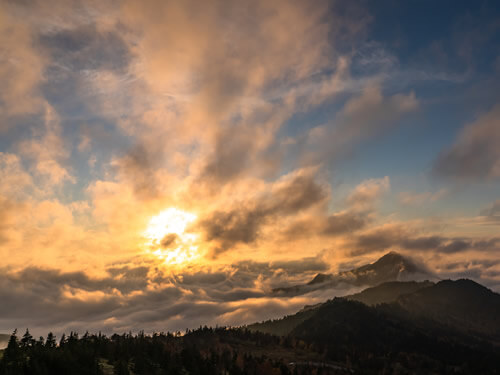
[0, 0, 499, 335]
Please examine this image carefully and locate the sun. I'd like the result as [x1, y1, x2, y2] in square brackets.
[143, 207, 200, 265]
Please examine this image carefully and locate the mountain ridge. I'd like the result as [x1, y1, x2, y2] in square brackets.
[253, 278, 500, 340]
[273, 251, 432, 296]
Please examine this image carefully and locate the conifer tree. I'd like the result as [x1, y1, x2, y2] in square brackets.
[45, 332, 56, 348]
[1, 330, 23, 374]
[20, 329, 34, 349]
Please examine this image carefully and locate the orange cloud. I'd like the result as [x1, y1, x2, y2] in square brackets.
[0, 3, 45, 122]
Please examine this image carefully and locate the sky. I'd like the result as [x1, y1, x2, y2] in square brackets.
[0, 0, 499, 336]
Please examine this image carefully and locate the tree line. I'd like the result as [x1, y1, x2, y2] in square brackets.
[0, 327, 343, 375]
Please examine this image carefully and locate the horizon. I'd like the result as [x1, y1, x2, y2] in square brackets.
[0, 275, 494, 341]
[0, 0, 499, 338]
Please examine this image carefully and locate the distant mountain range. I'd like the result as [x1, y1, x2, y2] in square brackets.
[252, 279, 500, 340]
[273, 251, 433, 296]
[249, 278, 500, 372]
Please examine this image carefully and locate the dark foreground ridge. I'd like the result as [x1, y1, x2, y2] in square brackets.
[1, 279, 499, 374]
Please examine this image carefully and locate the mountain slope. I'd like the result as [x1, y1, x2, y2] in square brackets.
[290, 298, 500, 373]
[254, 279, 435, 336]
[397, 279, 500, 338]
[253, 279, 500, 340]
[346, 280, 434, 305]
[247, 307, 316, 336]
[250, 280, 434, 336]
[251, 279, 500, 373]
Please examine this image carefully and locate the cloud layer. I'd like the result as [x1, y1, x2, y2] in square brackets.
[0, 0, 499, 335]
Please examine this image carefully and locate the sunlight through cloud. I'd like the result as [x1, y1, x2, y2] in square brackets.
[143, 207, 200, 266]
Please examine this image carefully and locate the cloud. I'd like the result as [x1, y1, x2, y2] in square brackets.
[475, 199, 500, 225]
[160, 234, 179, 249]
[0, 0, 499, 339]
[480, 199, 500, 218]
[274, 176, 387, 243]
[278, 211, 368, 242]
[270, 257, 329, 274]
[0, 0, 374, 275]
[433, 103, 500, 180]
[0, 198, 22, 245]
[398, 188, 448, 205]
[347, 176, 390, 211]
[303, 85, 418, 164]
[1, 245, 499, 337]
[111, 144, 162, 199]
[88, 0, 372, 192]
[197, 168, 328, 255]
[18, 105, 74, 186]
[0, 3, 45, 122]
[0, 256, 333, 336]
[433, 257, 500, 291]
[322, 212, 368, 236]
[0, 152, 33, 196]
[349, 223, 500, 256]
[40, 25, 130, 74]
[110, 0, 348, 185]
[120, 0, 334, 95]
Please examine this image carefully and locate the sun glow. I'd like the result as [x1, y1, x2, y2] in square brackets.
[143, 208, 200, 265]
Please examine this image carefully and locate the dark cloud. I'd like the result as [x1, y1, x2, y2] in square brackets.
[201, 209, 263, 250]
[39, 24, 132, 120]
[1, 247, 499, 337]
[352, 227, 499, 255]
[480, 199, 500, 221]
[114, 144, 161, 199]
[198, 170, 328, 255]
[401, 236, 444, 250]
[473, 238, 500, 250]
[278, 208, 370, 242]
[160, 233, 178, 248]
[352, 227, 404, 254]
[178, 272, 227, 286]
[40, 25, 130, 74]
[13, 266, 149, 295]
[271, 257, 329, 274]
[0, 255, 330, 337]
[433, 103, 500, 180]
[106, 265, 150, 280]
[201, 127, 256, 184]
[322, 212, 367, 236]
[440, 239, 470, 253]
[272, 173, 328, 214]
[0, 271, 123, 329]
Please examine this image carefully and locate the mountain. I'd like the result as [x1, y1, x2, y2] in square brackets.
[250, 279, 500, 373]
[253, 279, 500, 339]
[346, 280, 434, 305]
[397, 279, 500, 338]
[289, 298, 500, 373]
[273, 251, 430, 296]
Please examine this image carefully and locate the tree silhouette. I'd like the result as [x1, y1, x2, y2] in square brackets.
[20, 329, 34, 349]
[45, 332, 56, 348]
[1, 330, 23, 375]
